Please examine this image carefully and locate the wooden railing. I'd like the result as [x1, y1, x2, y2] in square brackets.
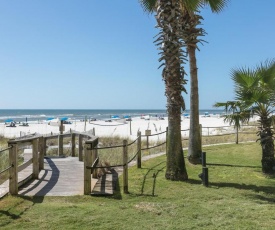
[5, 132, 93, 195]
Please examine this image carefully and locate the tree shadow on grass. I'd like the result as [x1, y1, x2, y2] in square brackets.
[207, 163, 261, 169]
[135, 161, 166, 197]
[209, 181, 275, 195]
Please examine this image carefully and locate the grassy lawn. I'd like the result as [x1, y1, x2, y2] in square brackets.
[1, 142, 275, 229]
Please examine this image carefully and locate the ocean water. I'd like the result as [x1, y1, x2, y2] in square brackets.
[0, 109, 223, 123]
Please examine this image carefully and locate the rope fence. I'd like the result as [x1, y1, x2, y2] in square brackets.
[0, 146, 12, 155]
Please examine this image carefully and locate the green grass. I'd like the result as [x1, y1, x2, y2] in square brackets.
[1, 142, 275, 229]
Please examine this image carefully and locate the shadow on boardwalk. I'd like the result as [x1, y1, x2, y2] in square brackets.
[19, 158, 60, 197]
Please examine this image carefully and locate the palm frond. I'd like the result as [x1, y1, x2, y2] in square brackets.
[139, 0, 157, 13]
[201, 0, 229, 13]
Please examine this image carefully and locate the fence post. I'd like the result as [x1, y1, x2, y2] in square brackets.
[84, 143, 92, 195]
[78, 134, 83, 161]
[91, 147, 98, 179]
[84, 138, 98, 195]
[9, 143, 18, 195]
[58, 134, 63, 156]
[130, 119, 132, 135]
[38, 136, 44, 170]
[32, 138, 39, 179]
[43, 137, 47, 157]
[199, 152, 209, 187]
[235, 126, 239, 144]
[145, 129, 151, 154]
[92, 127, 95, 136]
[123, 139, 129, 194]
[137, 131, 141, 168]
[71, 133, 76, 157]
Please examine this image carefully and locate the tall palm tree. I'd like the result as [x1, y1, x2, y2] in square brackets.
[182, 0, 228, 164]
[140, 0, 189, 180]
[139, 0, 229, 165]
[216, 60, 275, 174]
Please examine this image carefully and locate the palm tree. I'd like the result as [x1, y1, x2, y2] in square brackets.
[216, 60, 275, 174]
[139, 0, 229, 165]
[140, 0, 188, 180]
[214, 101, 250, 144]
[182, 0, 228, 164]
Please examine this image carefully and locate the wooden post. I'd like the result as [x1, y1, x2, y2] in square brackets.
[78, 134, 83, 161]
[58, 134, 63, 156]
[38, 136, 44, 170]
[123, 140, 129, 194]
[145, 129, 151, 154]
[91, 148, 98, 179]
[137, 131, 141, 168]
[43, 138, 47, 157]
[84, 138, 98, 195]
[9, 143, 18, 195]
[60, 120, 64, 134]
[92, 127, 95, 136]
[84, 143, 92, 195]
[71, 133, 76, 157]
[130, 119, 132, 135]
[84, 116, 87, 132]
[32, 138, 39, 179]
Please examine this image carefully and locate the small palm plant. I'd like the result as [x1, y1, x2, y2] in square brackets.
[215, 60, 275, 174]
[214, 101, 250, 144]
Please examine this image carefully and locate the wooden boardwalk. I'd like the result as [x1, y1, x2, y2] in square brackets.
[1, 156, 118, 197]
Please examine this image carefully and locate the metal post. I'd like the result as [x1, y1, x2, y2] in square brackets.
[137, 131, 141, 168]
[199, 151, 209, 187]
[202, 152, 206, 167]
[123, 140, 129, 194]
[236, 126, 239, 144]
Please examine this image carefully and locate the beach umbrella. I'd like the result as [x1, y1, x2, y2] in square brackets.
[46, 117, 54, 121]
[60, 117, 68, 121]
[5, 119, 13, 123]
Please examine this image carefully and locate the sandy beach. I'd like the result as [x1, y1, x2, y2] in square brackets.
[0, 115, 238, 140]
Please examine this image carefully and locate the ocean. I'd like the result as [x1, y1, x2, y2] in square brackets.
[0, 109, 224, 123]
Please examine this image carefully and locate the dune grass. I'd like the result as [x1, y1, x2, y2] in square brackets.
[1, 142, 275, 229]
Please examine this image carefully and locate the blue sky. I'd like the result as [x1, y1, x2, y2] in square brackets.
[0, 0, 274, 110]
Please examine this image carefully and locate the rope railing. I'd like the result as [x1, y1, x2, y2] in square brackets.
[126, 137, 139, 146]
[0, 146, 12, 155]
[141, 141, 166, 151]
[87, 149, 140, 169]
[141, 130, 167, 137]
[0, 165, 13, 176]
[94, 136, 139, 150]
[95, 144, 124, 150]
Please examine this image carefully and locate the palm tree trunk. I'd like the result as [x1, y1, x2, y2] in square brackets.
[155, 0, 188, 180]
[187, 45, 202, 164]
[259, 115, 275, 173]
[166, 103, 188, 180]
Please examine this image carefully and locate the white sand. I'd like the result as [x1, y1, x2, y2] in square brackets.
[0, 115, 234, 140]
